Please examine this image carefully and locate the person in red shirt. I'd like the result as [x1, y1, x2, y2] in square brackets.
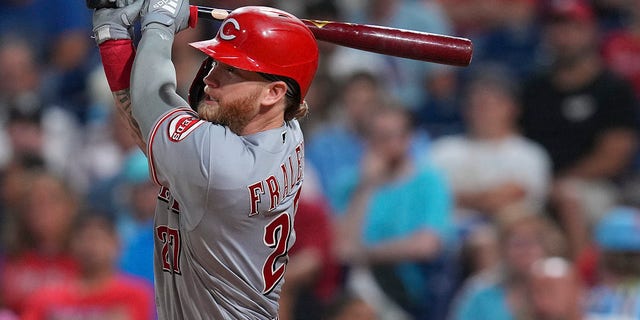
[0, 171, 80, 314]
[21, 212, 155, 320]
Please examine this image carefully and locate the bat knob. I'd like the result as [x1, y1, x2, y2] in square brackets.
[210, 8, 230, 20]
[86, 0, 117, 9]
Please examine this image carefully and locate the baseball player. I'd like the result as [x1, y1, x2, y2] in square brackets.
[91, 0, 319, 318]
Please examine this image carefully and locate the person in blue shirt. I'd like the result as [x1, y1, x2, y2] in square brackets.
[334, 105, 453, 319]
[115, 150, 156, 284]
[307, 72, 430, 215]
[306, 72, 386, 213]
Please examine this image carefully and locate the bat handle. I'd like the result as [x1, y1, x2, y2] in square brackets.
[86, 0, 117, 9]
[196, 5, 230, 21]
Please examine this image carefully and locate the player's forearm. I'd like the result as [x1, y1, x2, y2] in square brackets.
[365, 230, 441, 264]
[339, 184, 376, 244]
[97, 39, 146, 152]
[456, 184, 527, 214]
[563, 129, 637, 179]
[131, 26, 188, 139]
[112, 89, 147, 151]
[335, 184, 375, 263]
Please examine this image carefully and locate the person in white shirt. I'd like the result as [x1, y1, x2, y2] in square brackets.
[430, 66, 551, 220]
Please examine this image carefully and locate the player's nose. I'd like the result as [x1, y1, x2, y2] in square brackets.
[203, 68, 220, 88]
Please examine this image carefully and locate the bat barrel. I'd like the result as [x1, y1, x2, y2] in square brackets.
[303, 21, 472, 67]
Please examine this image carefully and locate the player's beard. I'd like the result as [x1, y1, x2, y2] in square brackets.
[198, 90, 261, 135]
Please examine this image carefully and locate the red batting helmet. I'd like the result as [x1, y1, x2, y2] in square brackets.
[188, 6, 319, 108]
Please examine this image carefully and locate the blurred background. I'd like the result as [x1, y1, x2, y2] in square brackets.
[1, 0, 640, 319]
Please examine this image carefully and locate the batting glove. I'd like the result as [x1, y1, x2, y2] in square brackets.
[92, 0, 144, 44]
[141, 0, 196, 34]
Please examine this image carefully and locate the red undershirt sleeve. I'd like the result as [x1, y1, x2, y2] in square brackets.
[98, 39, 136, 92]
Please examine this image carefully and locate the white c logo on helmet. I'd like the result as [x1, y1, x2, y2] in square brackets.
[219, 18, 240, 41]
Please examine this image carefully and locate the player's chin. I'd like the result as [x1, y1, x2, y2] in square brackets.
[197, 100, 220, 122]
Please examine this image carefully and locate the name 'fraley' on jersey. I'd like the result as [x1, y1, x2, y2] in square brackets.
[247, 142, 303, 216]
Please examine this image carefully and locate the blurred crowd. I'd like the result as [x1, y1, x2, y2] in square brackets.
[1, 0, 640, 319]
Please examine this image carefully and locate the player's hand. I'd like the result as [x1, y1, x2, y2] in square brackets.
[92, 0, 144, 44]
[141, 0, 196, 34]
[360, 150, 388, 186]
[336, 239, 368, 266]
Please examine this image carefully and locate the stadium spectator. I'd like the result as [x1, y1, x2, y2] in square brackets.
[519, 0, 639, 256]
[431, 66, 551, 220]
[334, 105, 454, 319]
[449, 207, 569, 320]
[0, 0, 95, 120]
[469, 0, 544, 81]
[430, 66, 552, 288]
[21, 213, 155, 320]
[307, 72, 429, 213]
[0, 39, 81, 180]
[0, 171, 80, 314]
[0, 0, 91, 71]
[82, 110, 145, 214]
[601, 0, 640, 98]
[0, 155, 45, 252]
[68, 69, 140, 195]
[0, 39, 32, 168]
[415, 66, 465, 138]
[527, 257, 584, 320]
[584, 206, 640, 318]
[278, 166, 340, 320]
[306, 72, 388, 211]
[600, 0, 640, 178]
[115, 150, 157, 284]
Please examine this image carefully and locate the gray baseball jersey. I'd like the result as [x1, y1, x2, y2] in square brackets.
[146, 107, 304, 319]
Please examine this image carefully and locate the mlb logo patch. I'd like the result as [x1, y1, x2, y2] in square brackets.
[168, 114, 203, 142]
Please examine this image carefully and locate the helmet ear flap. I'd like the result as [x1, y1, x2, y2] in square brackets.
[188, 57, 214, 111]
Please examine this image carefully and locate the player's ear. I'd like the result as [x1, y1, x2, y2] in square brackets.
[261, 81, 287, 106]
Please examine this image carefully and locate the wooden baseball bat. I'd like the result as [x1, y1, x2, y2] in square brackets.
[198, 6, 473, 67]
